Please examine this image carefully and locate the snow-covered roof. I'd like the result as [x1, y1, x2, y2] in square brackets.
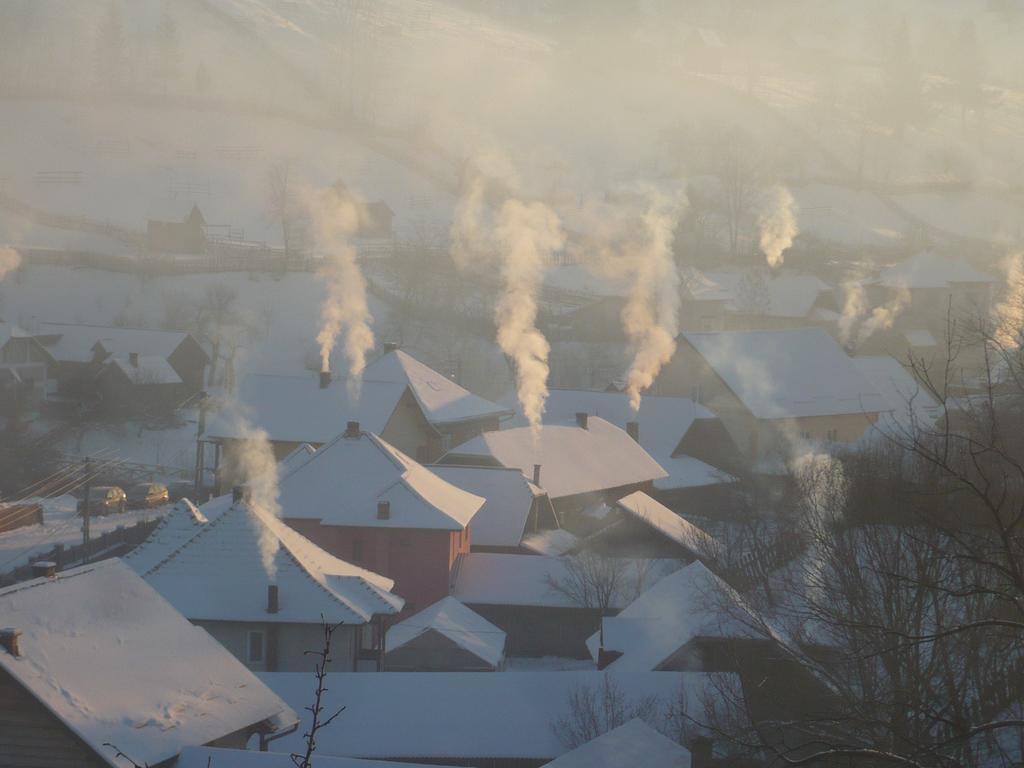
[363, 350, 512, 426]
[429, 465, 543, 548]
[386, 596, 506, 667]
[123, 496, 227, 574]
[129, 498, 402, 624]
[684, 269, 831, 318]
[279, 442, 318, 473]
[36, 322, 193, 363]
[520, 528, 580, 556]
[445, 418, 667, 500]
[874, 252, 994, 289]
[109, 355, 183, 384]
[178, 748, 459, 768]
[681, 328, 888, 419]
[852, 356, 941, 436]
[259, 671, 724, 761]
[517, 389, 733, 491]
[453, 552, 680, 608]
[206, 373, 405, 444]
[0, 559, 297, 768]
[613, 491, 722, 559]
[903, 328, 938, 347]
[588, 561, 770, 673]
[279, 430, 483, 530]
[0, 320, 32, 347]
[544, 718, 692, 768]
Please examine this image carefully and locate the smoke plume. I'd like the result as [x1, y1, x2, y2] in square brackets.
[225, 416, 281, 581]
[838, 280, 868, 346]
[758, 186, 798, 269]
[855, 286, 910, 347]
[838, 279, 910, 348]
[0, 246, 21, 280]
[992, 253, 1024, 350]
[309, 187, 375, 399]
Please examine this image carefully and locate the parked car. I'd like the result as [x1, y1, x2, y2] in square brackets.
[126, 482, 170, 509]
[79, 486, 127, 516]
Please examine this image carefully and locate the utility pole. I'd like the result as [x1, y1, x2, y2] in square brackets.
[194, 391, 208, 495]
[80, 457, 92, 565]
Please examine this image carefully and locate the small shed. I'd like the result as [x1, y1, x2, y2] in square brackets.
[385, 596, 507, 671]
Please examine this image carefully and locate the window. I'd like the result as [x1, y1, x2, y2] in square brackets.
[247, 630, 265, 664]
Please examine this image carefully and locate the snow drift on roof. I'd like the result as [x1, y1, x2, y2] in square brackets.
[430, 465, 542, 548]
[206, 373, 405, 444]
[445, 417, 667, 499]
[0, 559, 296, 768]
[131, 499, 402, 623]
[682, 327, 888, 419]
[259, 671, 724, 761]
[544, 718, 692, 768]
[364, 350, 511, 425]
[279, 431, 483, 530]
[386, 596, 506, 667]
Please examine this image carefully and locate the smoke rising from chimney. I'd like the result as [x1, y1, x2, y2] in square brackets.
[838, 280, 868, 346]
[856, 285, 910, 347]
[993, 253, 1024, 350]
[225, 416, 281, 581]
[0, 246, 21, 281]
[758, 186, 798, 269]
[838, 279, 910, 348]
[309, 187, 375, 400]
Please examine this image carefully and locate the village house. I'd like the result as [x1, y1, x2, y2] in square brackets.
[384, 596, 508, 671]
[430, 464, 560, 553]
[655, 328, 887, 469]
[452, 551, 679, 657]
[0, 558, 297, 768]
[147, 203, 207, 254]
[441, 415, 668, 519]
[277, 425, 484, 616]
[260, 670, 720, 767]
[0, 321, 54, 423]
[851, 355, 942, 440]
[34, 322, 209, 402]
[543, 718, 694, 768]
[207, 349, 511, 471]
[94, 353, 186, 415]
[126, 493, 403, 673]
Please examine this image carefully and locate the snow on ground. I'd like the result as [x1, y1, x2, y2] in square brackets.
[0, 495, 170, 575]
[789, 182, 910, 248]
[889, 188, 1024, 245]
[53, 412, 202, 474]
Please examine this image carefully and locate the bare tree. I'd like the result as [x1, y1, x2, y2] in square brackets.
[292, 619, 347, 768]
[545, 551, 654, 616]
[196, 283, 240, 386]
[551, 674, 660, 749]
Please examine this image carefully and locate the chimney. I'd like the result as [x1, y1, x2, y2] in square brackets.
[232, 485, 245, 504]
[532, 463, 541, 485]
[319, 370, 331, 389]
[377, 500, 391, 520]
[575, 412, 589, 430]
[128, 351, 139, 367]
[31, 561, 56, 579]
[267, 584, 279, 614]
[382, 341, 400, 353]
[0, 629, 21, 658]
[626, 420, 640, 442]
[344, 421, 360, 438]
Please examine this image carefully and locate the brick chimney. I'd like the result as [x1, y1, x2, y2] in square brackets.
[575, 412, 589, 429]
[626, 420, 640, 442]
[344, 421, 360, 438]
[319, 370, 331, 389]
[532, 464, 541, 485]
[267, 584, 279, 614]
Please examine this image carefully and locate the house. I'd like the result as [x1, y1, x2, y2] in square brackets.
[277, 426, 484, 616]
[441, 416, 668, 517]
[178, 748, 460, 768]
[851, 355, 941, 439]
[0, 558, 297, 768]
[94, 353, 186, 414]
[543, 718, 692, 768]
[655, 328, 887, 468]
[452, 552, 679, 657]
[584, 491, 722, 561]
[430, 464, 560, 552]
[260, 671, 723, 767]
[524, 388, 740, 507]
[207, 349, 511, 466]
[35, 322, 209, 400]
[126, 492, 403, 673]
[0, 321, 54, 422]
[147, 203, 207, 254]
[385, 596, 508, 671]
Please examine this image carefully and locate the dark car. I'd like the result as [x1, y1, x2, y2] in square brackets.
[79, 486, 127, 516]
[126, 482, 170, 509]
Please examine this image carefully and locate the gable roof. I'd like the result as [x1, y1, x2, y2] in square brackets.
[123, 496, 226, 574]
[544, 718, 692, 768]
[129, 499, 403, 624]
[429, 465, 543, 548]
[36, 322, 196, 364]
[386, 597, 506, 667]
[613, 491, 722, 559]
[851, 356, 941, 435]
[0, 320, 31, 347]
[681, 327, 888, 419]
[588, 561, 770, 673]
[0, 559, 296, 768]
[363, 350, 512, 425]
[874, 252, 994, 289]
[259, 671, 722, 762]
[108, 355, 183, 384]
[279, 431, 483, 530]
[518, 389, 733, 491]
[206, 373, 406, 444]
[684, 269, 831, 318]
[444, 417, 667, 499]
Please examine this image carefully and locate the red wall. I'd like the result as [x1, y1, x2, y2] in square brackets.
[287, 519, 471, 617]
